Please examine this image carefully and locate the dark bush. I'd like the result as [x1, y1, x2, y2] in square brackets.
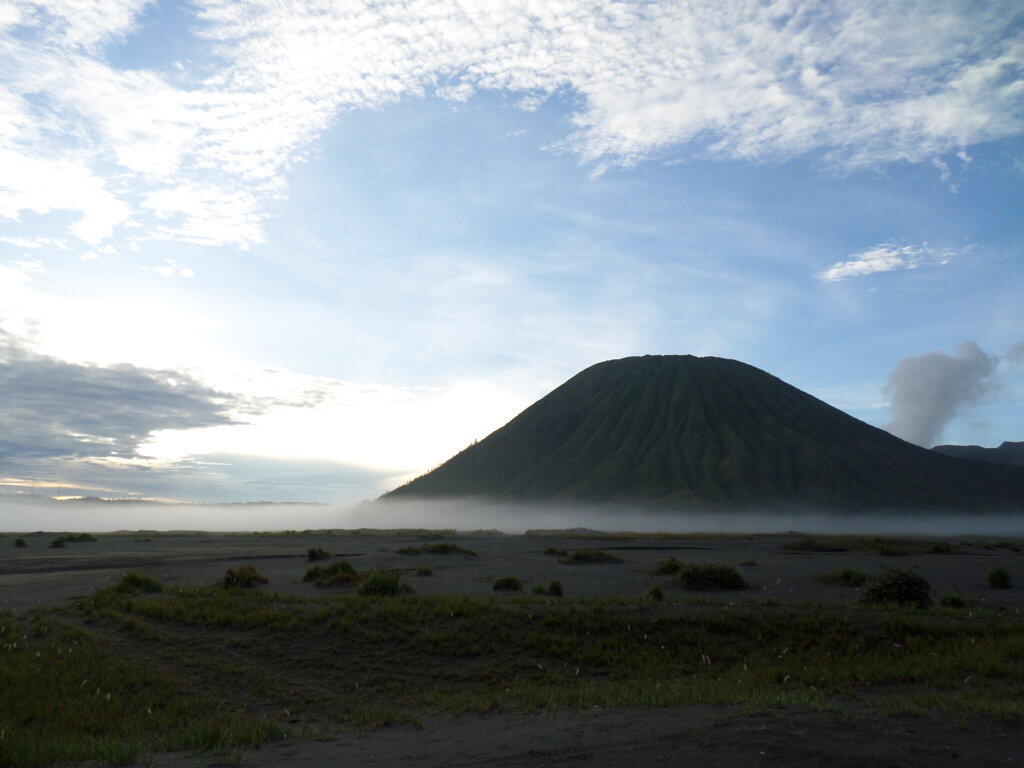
[358, 573, 411, 597]
[558, 549, 622, 565]
[492, 576, 522, 591]
[415, 565, 433, 576]
[812, 568, 868, 587]
[306, 547, 331, 561]
[49, 538, 65, 549]
[859, 570, 932, 607]
[221, 566, 268, 589]
[395, 547, 421, 556]
[647, 585, 664, 602]
[303, 561, 357, 587]
[543, 547, 568, 557]
[988, 566, 1012, 590]
[651, 557, 681, 575]
[677, 563, 748, 590]
[114, 572, 163, 595]
[926, 542, 956, 554]
[13, 537, 26, 548]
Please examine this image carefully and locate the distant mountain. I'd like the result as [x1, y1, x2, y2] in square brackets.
[932, 441, 1024, 468]
[385, 355, 1024, 511]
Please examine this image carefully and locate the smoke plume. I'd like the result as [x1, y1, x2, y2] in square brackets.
[885, 341, 997, 447]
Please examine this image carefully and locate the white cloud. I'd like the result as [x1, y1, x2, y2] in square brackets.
[150, 258, 195, 278]
[0, 0, 1021, 253]
[818, 243, 958, 282]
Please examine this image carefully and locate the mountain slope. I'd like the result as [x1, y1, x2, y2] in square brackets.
[385, 355, 1024, 510]
[932, 441, 1024, 468]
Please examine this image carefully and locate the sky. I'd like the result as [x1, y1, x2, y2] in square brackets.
[0, 0, 1022, 509]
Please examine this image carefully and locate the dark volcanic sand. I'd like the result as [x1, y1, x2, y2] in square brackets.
[2, 530, 1022, 612]
[2, 530, 1022, 767]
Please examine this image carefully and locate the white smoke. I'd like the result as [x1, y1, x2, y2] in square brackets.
[885, 341, 998, 447]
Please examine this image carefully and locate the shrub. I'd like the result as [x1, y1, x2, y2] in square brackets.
[543, 547, 568, 557]
[531, 584, 547, 595]
[415, 566, 433, 576]
[114, 572, 163, 594]
[221, 566, 268, 589]
[303, 561, 357, 587]
[395, 547, 421, 556]
[677, 563, 748, 590]
[927, 541, 956, 554]
[13, 537, 26, 548]
[647, 585, 664, 602]
[558, 549, 622, 565]
[988, 567, 1012, 590]
[358, 573, 411, 597]
[492, 576, 522, 591]
[813, 568, 868, 587]
[651, 557, 681, 575]
[939, 593, 970, 608]
[859, 570, 932, 607]
[306, 547, 331, 561]
[50, 537, 65, 548]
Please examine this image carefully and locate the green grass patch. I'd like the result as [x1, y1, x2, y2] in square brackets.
[0, 613, 288, 766]
[357, 573, 413, 597]
[543, 547, 568, 557]
[558, 549, 622, 565]
[58, 586, 1024, 734]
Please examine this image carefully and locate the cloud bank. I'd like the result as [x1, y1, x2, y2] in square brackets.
[2, 0, 1021, 249]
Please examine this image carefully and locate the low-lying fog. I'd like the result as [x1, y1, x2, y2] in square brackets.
[2, 496, 1023, 536]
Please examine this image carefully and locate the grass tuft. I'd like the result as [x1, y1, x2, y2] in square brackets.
[647, 585, 665, 602]
[13, 537, 26, 548]
[357, 573, 412, 597]
[543, 547, 568, 557]
[306, 547, 331, 561]
[303, 561, 357, 587]
[114, 572, 163, 595]
[651, 557, 681, 575]
[415, 566, 433, 576]
[492, 576, 522, 591]
[220, 566, 268, 589]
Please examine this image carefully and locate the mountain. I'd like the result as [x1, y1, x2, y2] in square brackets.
[385, 355, 1024, 510]
[932, 441, 1024, 468]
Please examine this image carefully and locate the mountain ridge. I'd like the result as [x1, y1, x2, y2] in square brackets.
[385, 355, 1024, 511]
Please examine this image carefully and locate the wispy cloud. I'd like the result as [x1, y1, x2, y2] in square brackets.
[818, 243, 957, 281]
[1, 0, 1021, 251]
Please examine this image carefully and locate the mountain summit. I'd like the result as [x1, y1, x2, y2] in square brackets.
[385, 355, 1024, 510]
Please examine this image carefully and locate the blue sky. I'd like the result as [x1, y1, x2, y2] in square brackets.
[1, 0, 1022, 505]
